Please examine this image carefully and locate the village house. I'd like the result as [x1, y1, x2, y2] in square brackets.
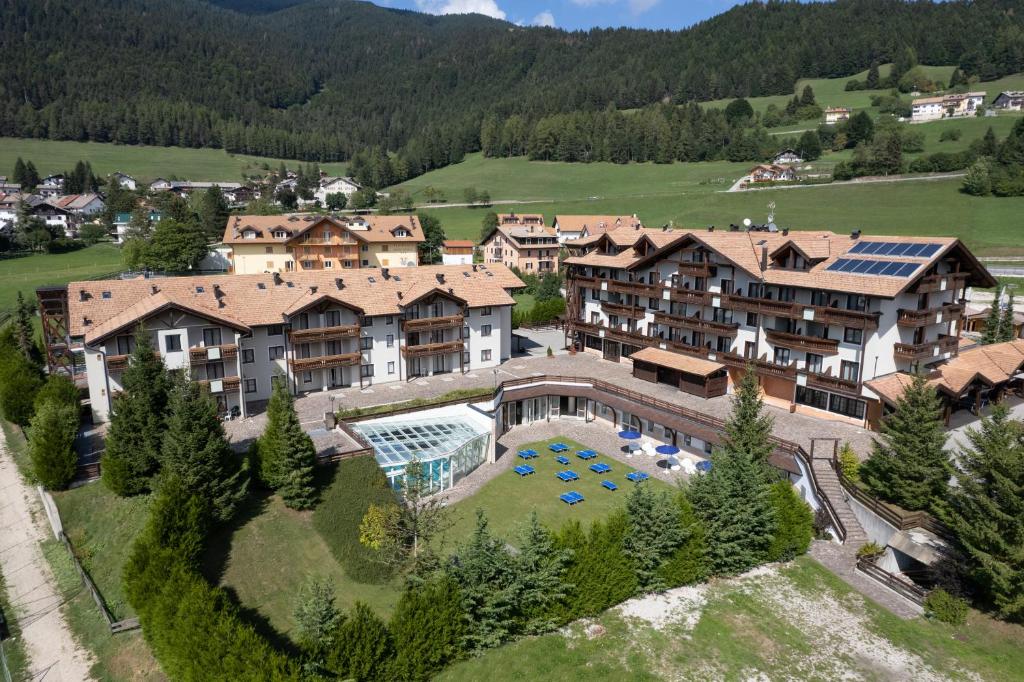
[150, 179, 244, 197]
[112, 210, 164, 244]
[992, 91, 1024, 111]
[911, 92, 985, 122]
[824, 107, 851, 124]
[772, 149, 803, 165]
[313, 176, 362, 205]
[748, 164, 797, 183]
[0, 181, 20, 194]
[51, 193, 106, 218]
[480, 214, 560, 273]
[110, 172, 137, 190]
[223, 214, 424, 275]
[441, 240, 475, 265]
[553, 215, 642, 243]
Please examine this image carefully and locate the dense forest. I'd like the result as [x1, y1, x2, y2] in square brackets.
[1, 0, 1023, 181]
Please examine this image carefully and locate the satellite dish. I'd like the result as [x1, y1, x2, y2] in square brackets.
[742, 218, 752, 227]
[767, 222, 779, 232]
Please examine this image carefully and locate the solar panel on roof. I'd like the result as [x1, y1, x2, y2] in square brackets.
[826, 258, 920, 277]
[851, 260, 874, 273]
[847, 241, 943, 259]
[918, 244, 941, 258]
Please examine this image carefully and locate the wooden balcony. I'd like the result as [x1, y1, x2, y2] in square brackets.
[289, 352, 361, 372]
[570, 275, 602, 289]
[106, 354, 130, 371]
[288, 324, 360, 342]
[894, 334, 959, 362]
[912, 272, 970, 294]
[721, 294, 798, 317]
[196, 376, 241, 393]
[677, 262, 713, 278]
[720, 295, 880, 329]
[401, 314, 464, 333]
[667, 288, 709, 306]
[764, 329, 839, 355]
[807, 371, 861, 396]
[189, 344, 238, 364]
[607, 279, 665, 299]
[815, 306, 881, 330]
[896, 303, 964, 328]
[401, 340, 465, 358]
[602, 301, 647, 320]
[574, 321, 657, 349]
[654, 311, 738, 336]
[718, 351, 798, 378]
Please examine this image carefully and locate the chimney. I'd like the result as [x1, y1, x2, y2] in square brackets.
[707, 225, 715, 232]
[472, 264, 478, 272]
[436, 273, 445, 284]
[397, 291, 403, 300]
[79, 289, 87, 301]
[150, 284, 159, 295]
[851, 229, 861, 239]
[310, 285, 318, 294]
[782, 228, 789, 236]
[273, 272, 283, 285]
[213, 283, 223, 297]
[382, 268, 390, 279]
[335, 278, 344, 290]
[82, 316, 90, 326]
[760, 244, 768, 272]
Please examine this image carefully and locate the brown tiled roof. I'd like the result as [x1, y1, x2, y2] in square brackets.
[629, 347, 725, 377]
[222, 214, 424, 246]
[555, 215, 642, 235]
[497, 213, 545, 226]
[443, 240, 475, 248]
[69, 264, 523, 341]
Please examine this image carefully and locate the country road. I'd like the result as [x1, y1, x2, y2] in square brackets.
[724, 171, 966, 193]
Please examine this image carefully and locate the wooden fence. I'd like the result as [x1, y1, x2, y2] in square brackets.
[856, 556, 929, 605]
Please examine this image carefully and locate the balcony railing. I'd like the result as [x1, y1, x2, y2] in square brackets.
[196, 376, 241, 393]
[721, 294, 797, 317]
[764, 329, 840, 355]
[667, 288, 709, 305]
[807, 371, 861, 395]
[894, 334, 959, 361]
[602, 301, 647, 320]
[574, 321, 657, 349]
[401, 314, 464, 333]
[288, 324, 360, 342]
[654, 311, 738, 336]
[189, 344, 238, 364]
[106, 354, 130, 371]
[607, 279, 665, 298]
[718, 351, 798, 378]
[401, 340, 465, 358]
[289, 352, 362, 372]
[912, 272, 969, 294]
[720, 294, 879, 329]
[677, 262, 713, 278]
[896, 303, 964, 328]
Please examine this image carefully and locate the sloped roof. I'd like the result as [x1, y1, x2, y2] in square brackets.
[630, 347, 725, 377]
[222, 214, 424, 245]
[554, 215, 642, 235]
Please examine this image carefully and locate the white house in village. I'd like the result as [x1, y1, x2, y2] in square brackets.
[111, 172, 138, 190]
[911, 92, 985, 122]
[313, 177, 362, 205]
[992, 91, 1024, 111]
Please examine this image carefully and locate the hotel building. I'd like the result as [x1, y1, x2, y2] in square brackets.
[480, 213, 559, 273]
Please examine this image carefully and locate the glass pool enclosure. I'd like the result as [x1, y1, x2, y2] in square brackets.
[353, 414, 491, 494]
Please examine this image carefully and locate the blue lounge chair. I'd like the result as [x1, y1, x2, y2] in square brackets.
[696, 461, 712, 473]
[555, 455, 570, 465]
[589, 462, 611, 474]
[626, 471, 650, 482]
[556, 470, 579, 482]
[517, 451, 532, 460]
[577, 449, 597, 460]
[549, 443, 569, 453]
[524, 449, 539, 458]
[560, 491, 584, 505]
[514, 465, 535, 477]
[601, 480, 618, 491]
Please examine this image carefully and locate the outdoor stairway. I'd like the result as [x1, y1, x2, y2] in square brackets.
[811, 455, 868, 547]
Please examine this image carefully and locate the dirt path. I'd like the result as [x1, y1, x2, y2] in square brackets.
[724, 171, 966, 193]
[0, 430, 95, 681]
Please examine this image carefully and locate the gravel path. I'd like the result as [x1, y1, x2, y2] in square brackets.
[0, 430, 95, 681]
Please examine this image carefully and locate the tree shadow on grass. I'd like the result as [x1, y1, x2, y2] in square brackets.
[219, 584, 303, 658]
[199, 488, 271, 585]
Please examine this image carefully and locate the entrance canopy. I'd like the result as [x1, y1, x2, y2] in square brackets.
[629, 346, 725, 376]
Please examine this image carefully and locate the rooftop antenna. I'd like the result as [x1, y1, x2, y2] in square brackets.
[767, 201, 776, 224]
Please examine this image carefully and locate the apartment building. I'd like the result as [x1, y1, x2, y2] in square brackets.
[224, 214, 424, 274]
[911, 92, 985, 122]
[480, 214, 559, 273]
[47, 264, 522, 423]
[553, 215, 642, 243]
[564, 227, 994, 426]
[824, 107, 851, 124]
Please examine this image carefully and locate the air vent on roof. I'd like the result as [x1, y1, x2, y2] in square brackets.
[335, 278, 344, 290]
[448, 288, 455, 295]
[79, 289, 88, 301]
[288, 216, 300, 222]
[286, 281, 294, 288]
[486, 272, 493, 277]
[213, 284, 223, 297]
[218, 299, 225, 309]
[707, 226, 714, 232]
[195, 286, 205, 294]
[257, 282, 266, 290]
[368, 276, 376, 284]
[851, 229, 861, 239]
[782, 228, 789, 236]
[393, 275, 401, 281]
[310, 286, 318, 294]
[82, 316, 91, 326]
[463, 271, 470, 277]
[397, 291, 403, 300]
[436, 273, 445, 284]
[382, 268, 390, 279]
[273, 272, 282, 285]
[472, 264, 478, 272]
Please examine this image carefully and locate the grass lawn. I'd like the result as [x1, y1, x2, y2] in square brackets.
[439, 555, 1024, 681]
[513, 292, 536, 310]
[0, 137, 346, 183]
[0, 243, 124, 312]
[440, 437, 671, 555]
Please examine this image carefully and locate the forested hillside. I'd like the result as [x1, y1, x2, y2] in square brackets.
[1, 0, 1022, 176]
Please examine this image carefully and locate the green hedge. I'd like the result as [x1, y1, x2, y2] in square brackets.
[337, 388, 492, 420]
[512, 298, 565, 329]
[313, 456, 398, 584]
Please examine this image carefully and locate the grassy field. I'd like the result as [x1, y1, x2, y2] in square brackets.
[440, 556, 1024, 681]
[0, 244, 123, 312]
[0, 137, 346, 183]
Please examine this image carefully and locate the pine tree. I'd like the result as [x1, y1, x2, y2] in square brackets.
[12, 157, 26, 188]
[722, 365, 776, 465]
[515, 512, 572, 634]
[997, 291, 1016, 342]
[658, 493, 709, 588]
[102, 328, 171, 496]
[555, 511, 638, 620]
[982, 297, 1003, 344]
[866, 62, 880, 89]
[12, 292, 38, 364]
[796, 129, 822, 161]
[860, 374, 949, 511]
[765, 481, 814, 562]
[981, 127, 999, 157]
[391, 576, 466, 681]
[257, 380, 316, 508]
[160, 378, 249, 522]
[624, 484, 683, 591]
[0, 348, 43, 427]
[293, 577, 341, 663]
[28, 400, 78, 489]
[449, 510, 518, 651]
[800, 84, 816, 106]
[943, 404, 1024, 622]
[329, 602, 394, 682]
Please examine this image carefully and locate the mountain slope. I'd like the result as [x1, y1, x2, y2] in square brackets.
[1, 0, 1021, 169]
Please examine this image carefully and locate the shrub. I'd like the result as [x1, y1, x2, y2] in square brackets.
[33, 375, 79, 414]
[554, 511, 637, 621]
[838, 443, 860, 483]
[856, 541, 884, 559]
[924, 588, 969, 626]
[28, 400, 78, 489]
[390, 577, 466, 681]
[0, 353, 43, 426]
[940, 128, 962, 142]
[765, 481, 814, 562]
[329, 602, 394, 682]
[313, 456, 398, 583]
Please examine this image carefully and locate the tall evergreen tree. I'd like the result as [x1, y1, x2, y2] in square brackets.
[982, 298, 1003, 344]
[197, 186, 229, 241]
[294, 577, 342, 664]
[515, 512, 572, 634]
[257, 379, 316, 508]
[860, 374, 949, 511]
[160, 378, 249, 522]
[796, 129, 822, 161]
[28, 400, 78, 489]
[866, 61, 881, 89]
[997, 291, 1017, 342]
[329, 602, 394, 682]
[102, 327, 171, 496]
[765, 481, 814, 562]
[800, 84, 816, 106]
[390, 576, 466, 681]
[623, 484, 683, 590]
[722, 365, 776, 465]
[12, 157, 27, 188]
[555, 511, 637, 620]
[13, 291, 38, 363]
[0, 348, 42, 427]
[658, 493, 709, 588]
[943, 404, 1024, 622]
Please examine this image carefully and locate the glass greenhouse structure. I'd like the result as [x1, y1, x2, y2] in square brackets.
[353, 414, 491, 494]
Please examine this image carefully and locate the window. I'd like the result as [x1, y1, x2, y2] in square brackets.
[840, 360, 860, 382]
[323, 230, 331, 241]
[481, 349, 492, 362]
[481, 306, 492, 316]
[269, 346, 284, 360]
[165, 334, 182, 352]
[526, 262, 533, 270]
[244, 378, 257, 394]
[846, 294, 867, 312]
[361, 364, 374, 378]
[116, 334, 135, 355]
[773, 347, 791, 365]
[242, 349, 254, 363]
[324, 260, 333, 269]
[360, 244, 368, 252]
[720, 279, 734, 295]
[744, 341, 756, 358]
[101, 291, 112, 299]
[301, 260, 314, 269]
[591, 288, 599, 300]
[829, 394, 866, 419]
[203, 328, 222, 346]
[302, 371, 313, 384]
[684, 434, 692, 447]
[795, 386, 829, 410]
[206, 362, 225, 379]
[360, 336, 372, 351]
[716, 336, 731, 353]
[704, 441, 713, 455]
[267, 324, 283, 336]
[386, 316, 394, 325]
[712, 308, 732, 324]
[361, 260, 369, 267]
[811, 290, 829, 307]
[481, 324, 492, 337]
[746, 312, 758, 327]
[362, 317, 373, 327]
[843, 328, 863, 344]
[805, 353, 823, 373]
[386, 334, 394, 348]
[747, 282, 762, 298]
[462, 351, 470, 364]
[265, 246, 273, 254]
[590, 311, 600, 324]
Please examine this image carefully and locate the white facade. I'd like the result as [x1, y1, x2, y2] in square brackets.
[314, 177, 361, 205]
[442, 253, 474, 266]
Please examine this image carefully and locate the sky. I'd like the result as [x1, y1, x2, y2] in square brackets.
[374, 0, 763, 31]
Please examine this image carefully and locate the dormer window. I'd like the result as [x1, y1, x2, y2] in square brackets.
[394, 229, 409, 237]
[196, 286, 205, 293]
[243, 230, 257, 239]
[272, 230, 287, 239]
[101, 291, 112, 299]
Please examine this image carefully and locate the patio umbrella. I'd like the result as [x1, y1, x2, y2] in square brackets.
[618, 430, 642, 440]
[655, 444, 680, 456]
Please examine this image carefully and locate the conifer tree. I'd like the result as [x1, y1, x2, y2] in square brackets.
[658, 492, 709, 587]
[722, 365, 776, 466]
[160, 378, 249, 522]
[294, 577, 341, 665]
[515, 512, 572, 634]
[257, 379, 316, 508]
[12, 157, 26, 188]
[0, 346, 42, 427]
[555, 511, 638, 620]
[624, 484, 683, 590]
[102, 327, 171, 496]
[866, 62, 880, 89]
[860, 374, 949, 511]
[800, 84, 816, 106]
[449, 510, 517, 651]
[943, 404, 1024, 622]
[391, 576, 466, 681]
[765, 481, 815, 562]
[13, 291, 37, 363]
[329, 602, 394, 682]
[997, 291, 1016, 342]
[28, 400, 78, 489]
[982, 298, 1003, 344]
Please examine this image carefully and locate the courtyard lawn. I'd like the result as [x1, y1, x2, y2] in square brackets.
[0, 137, 346, 183]
[440, 437, 672, 554]
[0, 243, 123, 312]
[438, 556, 1024, 682]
